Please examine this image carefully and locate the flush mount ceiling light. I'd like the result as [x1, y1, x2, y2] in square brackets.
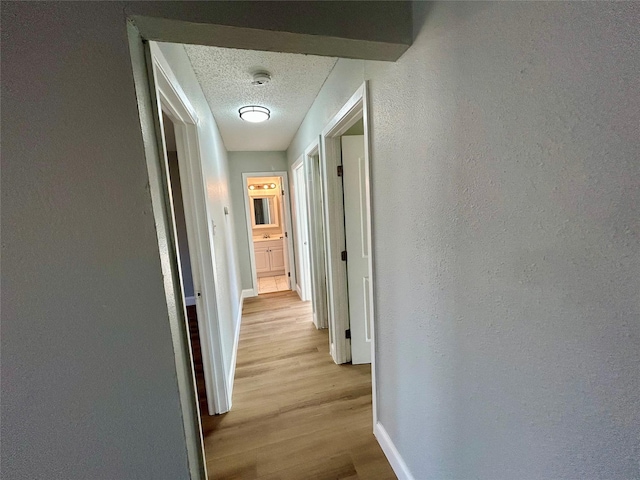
[239, 105, 270, 123]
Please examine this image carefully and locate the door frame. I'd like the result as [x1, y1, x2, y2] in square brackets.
[303, 139, 330, 330]
[242, 171, 296, 295]
[320, 82, 378, 422]
[150, 43, 230, 419]
[290, 156, 312, 302]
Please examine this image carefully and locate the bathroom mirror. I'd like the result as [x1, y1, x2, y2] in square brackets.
[251, 196, 278, 228]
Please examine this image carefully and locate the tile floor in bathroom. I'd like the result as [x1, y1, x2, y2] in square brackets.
[258, 275, 290, 294]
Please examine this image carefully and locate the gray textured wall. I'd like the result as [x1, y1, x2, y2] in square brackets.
[3, 2, 408, 476]
[1, 3, 191, 478]
[3, 1, 639, 479]
[288, 2, 640, 478]
[227, 151, 289, 290]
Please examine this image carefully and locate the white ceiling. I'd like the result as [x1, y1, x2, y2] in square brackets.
[184, 45, 337, 152]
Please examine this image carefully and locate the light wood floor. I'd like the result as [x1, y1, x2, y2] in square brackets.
[200, 291, 396, 480]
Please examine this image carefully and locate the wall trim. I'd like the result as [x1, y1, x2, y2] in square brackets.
[296, 284, 303, 301]
[242, 288, 257, 299]
[374, 422, 414, 480]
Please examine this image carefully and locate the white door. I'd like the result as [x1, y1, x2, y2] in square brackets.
[294, 164, 312, 301]
[341, 135, 371, 364]
[278, 187, 291, 288]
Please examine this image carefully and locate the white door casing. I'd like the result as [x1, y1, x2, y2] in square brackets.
[320, 82, 378, 427]
[304, 141, 329, 329]
[341, 135, 371, 364]
[278, 188, 291, 289]
[150, 43, 230, 417]
[291, 158, 313, 302]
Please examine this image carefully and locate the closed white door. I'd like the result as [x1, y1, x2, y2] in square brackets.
[341, 135, 371, 364]
[294, 163, 312, 301]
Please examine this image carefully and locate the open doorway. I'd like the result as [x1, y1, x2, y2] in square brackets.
[319, 84, 375, 369]
[161, 113, 208, 414]
[139, 39, 386, 479]
[242, 173, 295, 295]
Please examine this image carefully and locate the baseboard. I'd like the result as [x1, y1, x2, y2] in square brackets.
[227, 291, 245, 402]
[374, 422, 414, 480]
[295, 284, 303, 300]
[242, 288, 257, 298]
[184, 295, 196, 306]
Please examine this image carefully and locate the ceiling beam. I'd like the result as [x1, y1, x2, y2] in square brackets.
[127, 1, 412, 62]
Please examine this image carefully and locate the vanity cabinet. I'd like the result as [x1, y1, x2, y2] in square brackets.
[254, 239, 285, 277]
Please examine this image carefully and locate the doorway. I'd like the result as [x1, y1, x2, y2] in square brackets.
[161, 113, 208, 413]
[301, 142, 330, 330]
[138, 38, 381, 479]
[150, 42, 231, 422]
[242, 172, 296, 296]
[320, 84, 376, 370]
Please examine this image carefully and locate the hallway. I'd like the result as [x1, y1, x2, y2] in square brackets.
[200, 291, 395, 479]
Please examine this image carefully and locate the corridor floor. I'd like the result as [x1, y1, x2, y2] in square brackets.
[200, 291, 396, 479]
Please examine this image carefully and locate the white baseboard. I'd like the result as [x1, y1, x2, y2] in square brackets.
[242, 288, 257, 298]
[295, 284, 303, 300]
[374, 422, 414, 480]
[227, 290, 247, 403]
[185, 295, 196, 306]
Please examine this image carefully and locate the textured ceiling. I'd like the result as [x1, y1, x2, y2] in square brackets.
[184, 45, 337, 152]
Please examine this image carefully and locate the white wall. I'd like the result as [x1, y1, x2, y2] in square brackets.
[155, 42, 243, 379]
[288, 2, 640, 479]
[227, 151, 288, 290]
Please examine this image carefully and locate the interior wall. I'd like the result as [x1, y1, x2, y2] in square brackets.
[155, 42, 243, 379]
[1, 4, 192, 479]
[228, 151, 288, 290]
[3, 2, 638, 479]
[287, 2, 640, 479]
[1, 3, 406, 478]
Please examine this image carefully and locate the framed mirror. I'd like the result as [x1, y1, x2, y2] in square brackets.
[251, 195, 279, 228]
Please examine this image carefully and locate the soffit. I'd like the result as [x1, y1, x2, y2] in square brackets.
[184, 45, 337, 151]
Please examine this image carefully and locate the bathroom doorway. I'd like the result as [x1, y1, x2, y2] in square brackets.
[242, 172, 295, 295]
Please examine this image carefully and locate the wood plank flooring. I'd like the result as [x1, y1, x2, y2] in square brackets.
[200, 291, 395, 480]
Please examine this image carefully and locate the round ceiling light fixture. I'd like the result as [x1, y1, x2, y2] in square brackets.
[239, 105, 270, 123]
